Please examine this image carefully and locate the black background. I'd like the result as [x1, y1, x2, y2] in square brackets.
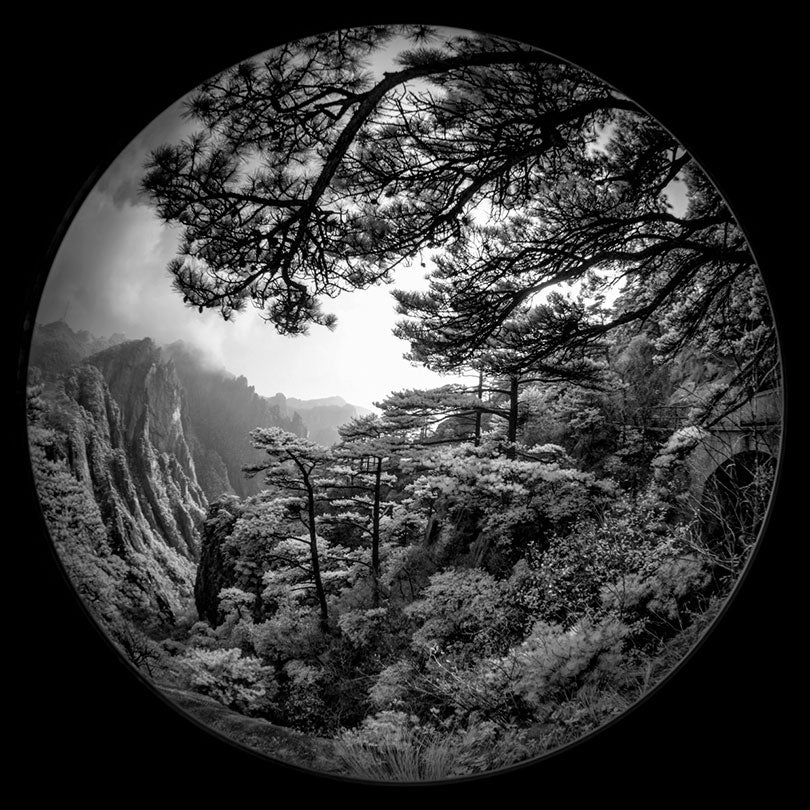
[12, 9, 798, 801]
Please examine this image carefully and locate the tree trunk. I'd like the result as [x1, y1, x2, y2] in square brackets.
[474, 370, 484, 447]
[304, 475, 329, 632]
[371, 457, 382, 608]
[506, 375, 519, 460]
[423, 505, 436, 545]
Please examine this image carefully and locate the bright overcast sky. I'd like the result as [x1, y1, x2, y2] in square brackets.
[35, 32, 477, 411]
[35, 28, 687, 410]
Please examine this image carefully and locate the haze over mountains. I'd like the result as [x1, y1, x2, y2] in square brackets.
[30, 320, 373, 450]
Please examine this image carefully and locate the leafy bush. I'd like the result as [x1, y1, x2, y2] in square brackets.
[508, 618, 630, 707]
[369, 660, 419, 710]
[251, 595, 325, 661]
[407, 617, 631, 726]
[337, 606, 415, 664]
[403, 444, 613, 570]
[600, 553, 712, 638]
[276, 659, 333, 734]
[338, 607, 391, 647]
[213, 586, 258, 648]
[513, 502, 693, 627]
[178, 647, 275, 714]
[406, 568, 510, 657]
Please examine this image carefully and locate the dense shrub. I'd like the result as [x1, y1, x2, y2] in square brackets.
[406, 568, 511, 657]
[512, 501, 695, 627]
[508, 618, 630, 707]
[177, 647, 276, 714]
[600, 553, 712, 643]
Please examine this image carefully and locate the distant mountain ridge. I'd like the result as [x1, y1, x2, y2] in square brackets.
[266, 392, 374, 446]
[287, 395, 352, 410]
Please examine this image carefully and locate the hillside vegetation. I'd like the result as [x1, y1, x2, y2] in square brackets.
[28, 318, 778, 779]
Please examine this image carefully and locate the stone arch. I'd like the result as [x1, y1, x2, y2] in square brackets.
[685, 387, 782, 510]
[698, 449, 777, 560]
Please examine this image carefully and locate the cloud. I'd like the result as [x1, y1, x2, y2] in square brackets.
[95, 98, 194, 210]
[37, 188, 455, 409]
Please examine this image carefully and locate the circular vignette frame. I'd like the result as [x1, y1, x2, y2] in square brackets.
[15, 13, 795, 797]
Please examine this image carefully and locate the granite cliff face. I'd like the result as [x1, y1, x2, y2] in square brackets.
[78, 339, 207, 560]
[31, 337, 205, 620]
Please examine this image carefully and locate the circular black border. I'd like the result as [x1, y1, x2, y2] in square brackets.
[12, 11, 798, 800]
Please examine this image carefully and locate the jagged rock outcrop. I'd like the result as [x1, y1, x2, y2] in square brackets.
[193, 497, 242, 626]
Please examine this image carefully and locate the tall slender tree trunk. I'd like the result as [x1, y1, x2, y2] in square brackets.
[506, 375, 519, 460]
[423, 503, 436, 545]
[371, 457, 382, 608]
[474, 370, 484, 447]
[304, 475, 329, 632]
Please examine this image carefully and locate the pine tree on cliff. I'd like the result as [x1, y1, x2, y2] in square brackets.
[324, 414, 408, 607]
[243, 428, 333, 631]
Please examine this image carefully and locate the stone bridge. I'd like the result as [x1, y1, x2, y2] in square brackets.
[684, 387, 782, 544]
[687, 387, 782, 491]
